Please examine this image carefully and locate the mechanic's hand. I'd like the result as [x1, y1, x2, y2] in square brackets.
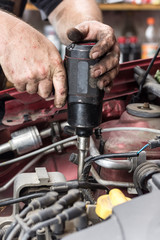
[67, 21, 120, 93]
[0, 21, 67, 108]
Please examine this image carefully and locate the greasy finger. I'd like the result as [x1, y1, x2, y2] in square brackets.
[14, 82, 26, 92]
[26, 82, 38, 94]
[89, 34, 116, 59]
[104, 81, 113, 93]
[75, 21, 117, 58]
[38, 79, 52, 99]
[97, 66, 119, 90]
[67, 28, 85, 42]
[52, 64, 67, 108]
[90, 44, 120, 79]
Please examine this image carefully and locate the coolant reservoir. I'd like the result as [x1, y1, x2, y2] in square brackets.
[101, 103, 160, 159]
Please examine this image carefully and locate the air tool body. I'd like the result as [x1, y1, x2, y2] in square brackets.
[65, 42, 104, 178]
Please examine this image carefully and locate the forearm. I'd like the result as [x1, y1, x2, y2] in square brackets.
[48, 0, 102, 45]
[0, 11, 19, 55]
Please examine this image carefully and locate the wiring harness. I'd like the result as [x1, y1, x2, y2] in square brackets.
[4, 189, 87, 240]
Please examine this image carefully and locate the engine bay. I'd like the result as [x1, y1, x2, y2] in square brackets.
[0, 57, 160, 239]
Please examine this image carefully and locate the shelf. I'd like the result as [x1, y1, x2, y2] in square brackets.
[99, 3, 160, 10]
[26, 2, 160, 11]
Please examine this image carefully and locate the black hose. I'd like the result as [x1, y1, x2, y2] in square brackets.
[133, 162, 160, 195]
[78, 181, 108, 190]
[0, 192, 45, 208]
[1, 180, 107, 209]
[84, 152, 138, 164]
[82, 152, 138, 179]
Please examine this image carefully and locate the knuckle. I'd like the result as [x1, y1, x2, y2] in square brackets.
[38, 65, 49, 79]
[25, 72, 36, 81]
[109, 69, 117, 79]
[53, 55, 63, 66]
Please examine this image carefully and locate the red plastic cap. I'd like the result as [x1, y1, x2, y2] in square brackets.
[129, 36, 138, 43]
[147, 17, 155, 25]
[117, 36, 126, 44]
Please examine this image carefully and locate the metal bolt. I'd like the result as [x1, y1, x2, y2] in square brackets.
[143, 102, 150, 109]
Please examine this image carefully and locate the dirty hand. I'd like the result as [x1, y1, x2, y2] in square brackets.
[67, 21, 120, 93]
[0, 20, 67, 108]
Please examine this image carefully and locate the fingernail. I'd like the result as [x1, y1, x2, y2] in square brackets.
[97, 81, 104, 90]
[91, 52, 99, 59]
[55, 100, 66, 109]
[55, 104, 62, 108]
[94, 69, 102, 78]
[105, 87, 111, 93]
[103, 80, 109, 87]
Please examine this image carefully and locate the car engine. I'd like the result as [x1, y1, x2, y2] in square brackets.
[0, 56, 160, 240]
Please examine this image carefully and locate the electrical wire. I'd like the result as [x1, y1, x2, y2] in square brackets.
[137, 143, 149, 154]
[22, 203, 85, 240]
[0, 192, 45, 208]
[4, 192, 60, 240]
[6, 190, 81, 240]
[0, 135, 77, 167]
[83, 142, 152, 177]
[84, 152, 138, 165]
[89, 136, 132, 170]
[0, 180, 108, 208]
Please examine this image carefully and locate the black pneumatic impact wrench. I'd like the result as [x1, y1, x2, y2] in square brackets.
[65, 42, 104, 179]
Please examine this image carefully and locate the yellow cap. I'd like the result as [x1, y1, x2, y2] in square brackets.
[95, 189, 131, 220]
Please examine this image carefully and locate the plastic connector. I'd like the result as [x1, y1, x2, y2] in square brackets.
[28, 203, 63, 225]
[31, 192, 58, 209]
[148, 136, 160, 149]
[94, 128, 102, 139]
[59, 202, 86, 222]
[58, 189, 80, 207]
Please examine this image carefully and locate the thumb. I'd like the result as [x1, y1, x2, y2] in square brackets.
[53, 64, 67, 108]
[67, 27, 85, 42]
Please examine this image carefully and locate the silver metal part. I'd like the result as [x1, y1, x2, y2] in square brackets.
[77, 136, 90, 179]
[127, 187, 137, 195]
[89, 137, 134, 188]
[0, 142, 11, 155]
[0, 121, 68, 156]
[10, 126, 42, 155]
[0, 135, 77, 167]
[40, 127, 52, 139]
[0, 126, 42, 155]
[0, 126, 43, 155]
[89, 138, 150, 172]
[89, 137, 132, 170]
[91, 165, 134, 188]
